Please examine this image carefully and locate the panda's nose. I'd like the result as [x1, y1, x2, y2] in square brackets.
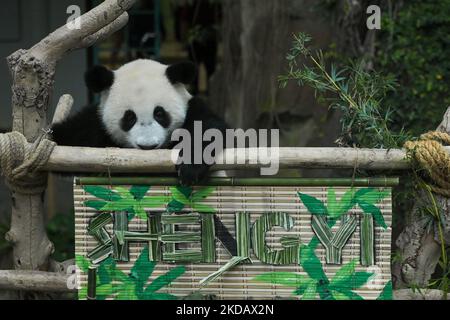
[138, 144, 158, 150]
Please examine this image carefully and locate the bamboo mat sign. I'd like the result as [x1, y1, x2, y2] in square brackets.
[74, 177, 396, 300]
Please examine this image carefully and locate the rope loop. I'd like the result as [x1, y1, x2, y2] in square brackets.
[0, 131, 56, 195]
[404, 131, 450, 197]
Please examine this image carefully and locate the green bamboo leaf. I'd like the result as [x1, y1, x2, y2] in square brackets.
[78, 286, 87, 300]
[114, 187, 134, 200]
[359, 201, 387, 229]
[75, 255, 90, 273]
[331, 288, 364, 300]
[116, 283, 138, 300]
[192, 203, 216, 213]
[100, 199, 135, 212]
[167, 199, 185, 213]
[336, 189, 356, 217]
[130, 186, 151, 200]
[327, 188, 338, 217]
[141, 196, 170, 208]
[97, 284, 115, 297]
[356, 189, 390, 205]
[133, 205, 148, 220]
[191, 187, 215, 202]
[145, 265, 186, 293]
[253, 272, 311, 287]
[84, 186, 122, 201]
[299, 244, 328, 282]
[130, 246, 156, 290]
[351, 272, 374, 288]
[298, 193, 328, 215]
[170, 187, 190, 204]
[377, 281, 393, 300]
[143, 292, 178, 300]
[85, 200, 108, 210]
[98, 258, 116, 285]
[330, 259, 357, 286]
[301, 283, 318, 300]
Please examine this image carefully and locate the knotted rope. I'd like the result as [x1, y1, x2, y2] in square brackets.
[0, 131, 56, 195]
[404, 131, 450, 197]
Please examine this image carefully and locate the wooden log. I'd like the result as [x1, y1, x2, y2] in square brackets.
[35, 146, 449, 173]
[0, 270, 75, 293]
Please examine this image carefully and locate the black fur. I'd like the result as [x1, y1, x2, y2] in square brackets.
[120, 110, 137, 132]
[85, 66, 114, 93]
[175, 97, 228, 185]
[51, 104, 117, 148]
[166, 62, 197, 85]
[154, 106, 171, 128]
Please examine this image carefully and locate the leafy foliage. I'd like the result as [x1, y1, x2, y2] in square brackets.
[84, 186, 170, 220]
[377, 0, 450, 136]
[167, 186, 216, 213]
[76, 246, 186, 300]
[298, 187, 389, 228]
[280, 33, 411, 149]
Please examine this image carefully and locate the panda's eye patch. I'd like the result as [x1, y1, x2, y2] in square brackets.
[153, 106, 171, 128]
[120, 110, 137, 132]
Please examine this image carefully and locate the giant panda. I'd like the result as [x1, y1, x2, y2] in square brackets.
[51, 59, 228, 185]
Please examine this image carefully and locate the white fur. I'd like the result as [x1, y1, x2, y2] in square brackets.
[98, 59, 192, 148]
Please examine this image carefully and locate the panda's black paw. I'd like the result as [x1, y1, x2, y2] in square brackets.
[177, 164, 210, 186]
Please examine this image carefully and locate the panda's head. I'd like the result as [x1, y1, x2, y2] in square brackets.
[86, 59, 196, 149]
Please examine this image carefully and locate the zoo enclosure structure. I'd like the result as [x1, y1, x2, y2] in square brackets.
[0, 0, 449, 300]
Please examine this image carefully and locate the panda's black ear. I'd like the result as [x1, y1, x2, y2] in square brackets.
[85, 65, 114, 93]
[166, 62, 197, 85]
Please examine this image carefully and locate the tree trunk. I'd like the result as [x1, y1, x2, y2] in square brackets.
[3, 0, 137, 298]
[394, 107, 450, 289]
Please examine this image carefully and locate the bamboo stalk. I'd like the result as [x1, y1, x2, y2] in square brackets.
[76, 177, 400, 187]
[43, 146, 441, 173]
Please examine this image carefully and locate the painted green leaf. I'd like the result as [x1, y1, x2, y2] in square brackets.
[167, 199, 185, 213]
[351, 272, 374, 288]
[327, 188, 338, 217]
[130, 246, 156, 289]
[377, 280, 393, 300]
[298, 193, 328, 215]
[301, 283, 318, 300]
[330, 259, 357, 286]
[192, 203, 215, 213]
[75, 255, 89, 273]
[356, 189, 390, 205]
[133, 205, 148, 220]
[100, 199, 134, 212]
[299, 244, 327, 281]
[253, 272, 311, 287]
[170, 187, 191, 204]
[130, 186, 150, 200]
[143, 292, 178, 300]
[358, 201, 387, 229]
[84, 186, 122, 201]
[191, 187, 215, 202]
[116, 282, 138, 300]
[114, 187, 134, 200]
[140, 196, 170, 208]
[144, 265, 186, 293]
[332, 288, 364, 300]
[336, 189, 356, 217]
[85, 200, 108, 210]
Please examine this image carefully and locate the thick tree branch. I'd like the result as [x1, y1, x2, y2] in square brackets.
[0, 270, 75, 293]
[29, 0, 137, 62]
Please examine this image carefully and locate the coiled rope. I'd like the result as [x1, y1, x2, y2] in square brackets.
[404, 131, 450, 197]
[0, 131, 56, 195]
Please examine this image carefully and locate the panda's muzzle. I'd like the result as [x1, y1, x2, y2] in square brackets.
[137, 143, 158, 150]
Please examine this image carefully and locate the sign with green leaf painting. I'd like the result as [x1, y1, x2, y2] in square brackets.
[74, 177, 396, 300]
